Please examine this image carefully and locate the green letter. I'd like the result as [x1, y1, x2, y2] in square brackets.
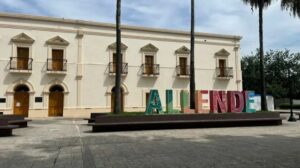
[166, 90, 173, 113]
[145, 90, 163, 115]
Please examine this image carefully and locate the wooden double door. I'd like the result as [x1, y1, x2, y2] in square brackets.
[145, 55, 154, 74]
[13, 92, 29, 117]
[52, 49, 64, 71]
[179, 57, 188, 75]
[111, 88, 124, 112]
[48, 91, 64, 117]
[219, 59, 226, 77]
[17, 47, 29, 70]
[112, 53, 123, 73]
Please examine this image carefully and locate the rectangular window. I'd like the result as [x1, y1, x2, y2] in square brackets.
[17, 47, 29, 70]
[52, 49, 64, 71]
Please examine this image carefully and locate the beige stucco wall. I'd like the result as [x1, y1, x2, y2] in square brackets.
[0, 13, 242, 118]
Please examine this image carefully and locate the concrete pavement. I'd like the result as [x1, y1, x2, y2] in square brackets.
[0, 115, 300, 168]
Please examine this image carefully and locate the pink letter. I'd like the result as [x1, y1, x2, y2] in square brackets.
[210, 91, 227, 113]
[227, 91, 245, 113]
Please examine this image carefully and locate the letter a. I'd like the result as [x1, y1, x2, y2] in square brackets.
[145, 90, 163, 115]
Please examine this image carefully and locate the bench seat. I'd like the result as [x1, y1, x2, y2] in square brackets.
[0, 115, 31, 128]
[0, 120, 18, 136]
[90, 113, 283, 132]
[84, 113, 108, 123]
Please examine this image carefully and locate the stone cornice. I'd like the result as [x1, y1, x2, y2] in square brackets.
[0, 12, 242, 41]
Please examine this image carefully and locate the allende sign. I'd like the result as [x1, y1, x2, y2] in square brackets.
[145, 90, 256, 115]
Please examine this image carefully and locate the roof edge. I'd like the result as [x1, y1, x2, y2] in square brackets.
[0, 12, 242, 40]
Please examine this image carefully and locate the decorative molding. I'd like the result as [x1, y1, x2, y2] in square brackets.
[6, 79, 35, 94]
[11, 33, 34, 44]
[108, 42, 128, 50]
[46, 36, 69, 46]
[106, 83, 129, 94]
[43, 80, 70, 94]
[175, 46, 190, 54]
[140, 43, 159, 52]
[0, 23, 238, 47]
[215, 49, 230, 57]
[0, 12, 242, 40]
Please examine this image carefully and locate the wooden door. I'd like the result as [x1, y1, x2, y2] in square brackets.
[111, 89, 124, 112]
[52, 49, 64, 71]
[112, 53, 123, 73]
[146, 93, 150, 106]
[17, 47, 29, 70]
[145, 55, 154, 74]
[13, 92, 29, 117]
[179, 57, 187, 75]
[219, 59, 226, 77]
[49, 92, 64, 117]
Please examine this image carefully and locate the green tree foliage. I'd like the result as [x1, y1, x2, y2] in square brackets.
[242, 50, 300, 99]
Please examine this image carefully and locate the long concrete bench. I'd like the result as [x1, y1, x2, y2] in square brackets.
[0, 119, 18, 136]
[90, 113, 283, 132]
[0, 115, 31, 128]
[84, 113, 108, 123]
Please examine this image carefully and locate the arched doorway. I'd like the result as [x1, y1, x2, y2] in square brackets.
[111, 87, 124, 112]
[48, 85, 64, 117]
[13, 85, 30, 117]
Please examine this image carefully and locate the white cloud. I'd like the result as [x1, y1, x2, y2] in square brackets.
[0, 0, 299, 56]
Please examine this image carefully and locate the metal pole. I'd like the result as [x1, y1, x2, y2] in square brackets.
[288, 69, 297, 122]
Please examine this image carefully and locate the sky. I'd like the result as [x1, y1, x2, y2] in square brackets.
[0, 0, 299, 56]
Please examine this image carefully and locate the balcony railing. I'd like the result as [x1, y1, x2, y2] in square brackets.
[9, 57, 33, 70]
[141, 64, 160, 75]
[176, 65, 190, 76]
[216, 67, 233, 78]
[47, 58, 67, 71]
[108, 62, 128, 74]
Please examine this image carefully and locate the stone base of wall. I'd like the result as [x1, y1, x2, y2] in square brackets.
[0, 106, 183, 118]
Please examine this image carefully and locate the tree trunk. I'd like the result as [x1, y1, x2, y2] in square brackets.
[259, 1, 268, 111]
[114, 0, 122, 114]
[190, 0, 196, 109]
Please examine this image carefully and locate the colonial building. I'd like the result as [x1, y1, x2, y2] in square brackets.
[0, 13, 242, 118]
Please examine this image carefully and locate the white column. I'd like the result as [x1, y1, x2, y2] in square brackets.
[234, 45, 242, 91]
[76, 30, 84, 107]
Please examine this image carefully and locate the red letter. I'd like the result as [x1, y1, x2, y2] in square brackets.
[210, 91, 227, 113]
[227, 91, 245, 113]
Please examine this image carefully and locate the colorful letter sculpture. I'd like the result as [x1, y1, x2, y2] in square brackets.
[210, 91, 228, 113]
[195, 90, 210, 113]
[145, 90, 163, 115]
[227, 91, 245, 113]
[243, 91, 256, 113]
[166, 90, 174, 113]
[144, 89, 257, 115]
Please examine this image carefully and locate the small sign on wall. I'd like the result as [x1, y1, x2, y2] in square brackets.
[0, 98, 6, 103]
[35, 97, 43, 103]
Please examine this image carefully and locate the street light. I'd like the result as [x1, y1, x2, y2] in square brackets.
[288, 68, 297, 122]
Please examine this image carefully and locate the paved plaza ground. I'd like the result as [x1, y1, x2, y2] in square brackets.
[0, 114, 300, 168]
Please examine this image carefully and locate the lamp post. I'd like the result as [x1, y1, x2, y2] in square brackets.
[288, 68, 297, 122]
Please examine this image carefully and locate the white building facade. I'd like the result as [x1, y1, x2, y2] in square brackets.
[0, 13, 242, 118]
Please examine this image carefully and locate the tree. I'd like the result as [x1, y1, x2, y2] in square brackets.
[281, 0, 300, 18]
[242, 0, 274, 111]
[114, 0, 122, 114]
[242, 49, 300, 100]
[190, 0, 196, 109]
